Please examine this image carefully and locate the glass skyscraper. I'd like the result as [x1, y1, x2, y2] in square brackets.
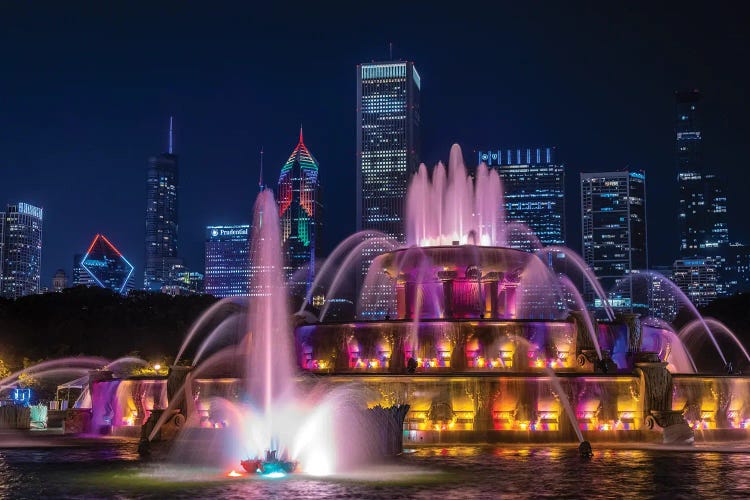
[278, 128, 322, 296]
[356, 61, 421, 242]
[676, 90, 729, 254]
[355, 61, 420, 319]
[204, 225, 251, 298]
[0, 202, 43, 299]
[672, 257, 718, 307]
[477, 147, 565, 251]
[144, 117, 180, 291]
[80, 234, 135, 294]
[581, 171, 647, 310]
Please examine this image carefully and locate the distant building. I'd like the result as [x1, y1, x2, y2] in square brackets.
[162, 263, 204, 296]
[204, 225, 250, 298]
[80, 234, 135, 294]
[278, 129, 323, 296]
[677, 171, 728, 254]
[581, 171, 647, 311]
[672, 257, 718, 307]
[477, 147, 565, 250]
[642, 266, 679, 321]
[52, 269, 68, 292]
[356, 61, 420, 318]
[0, 202, 43, 299]
[72, 253, 94, 286]
[356, 60, 421, 242]
[675, 90, 731, 298]
[144, 117, 181, 291]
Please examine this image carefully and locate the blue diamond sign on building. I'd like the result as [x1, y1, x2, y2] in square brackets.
[80, 234, 135, 294]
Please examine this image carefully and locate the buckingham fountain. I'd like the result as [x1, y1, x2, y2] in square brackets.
[6, 145, 750, 477]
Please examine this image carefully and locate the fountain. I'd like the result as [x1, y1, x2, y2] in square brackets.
[41, 143, 750, 472]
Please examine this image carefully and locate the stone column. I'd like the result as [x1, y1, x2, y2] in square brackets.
[167, 366, 192, 416]
[438, 270, 457, 319]
[482, 272, 500, 319]
[396, 277, 407, 319]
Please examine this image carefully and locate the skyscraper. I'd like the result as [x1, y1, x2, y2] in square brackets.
[204, 225, 251, 298]
[144, 117, 180, 291]
[72, 253, 93, 286]
[356, 61, 421, 319]
[477, 147, 565, 251]
[278, 128, 322, 296]
[0, 202, 43, 299]
[80, 234, 135, 294]
[672, 257, 718, 307]
[675, 90, 729, 255]
[581, 171, 647, 310]
[356, 61, 421, 242]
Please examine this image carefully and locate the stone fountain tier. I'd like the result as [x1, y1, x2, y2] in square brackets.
[375, 245, 533, 280]
[373, 245, 534, 320]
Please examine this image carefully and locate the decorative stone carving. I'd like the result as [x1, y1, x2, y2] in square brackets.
[635, 359, 694, 444]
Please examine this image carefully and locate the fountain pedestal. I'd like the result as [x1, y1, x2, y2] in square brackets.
[635, 354, 694, 444]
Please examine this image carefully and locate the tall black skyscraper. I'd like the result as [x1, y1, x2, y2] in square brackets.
[144, 117, 180, 291]
[675, 90, 729, 255]
[356, 61, 421, 242]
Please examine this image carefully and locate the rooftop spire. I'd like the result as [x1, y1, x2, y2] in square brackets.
[299, 124, 304, 144]
[168, 116, 174, 154]
[259, 147, 264, 192]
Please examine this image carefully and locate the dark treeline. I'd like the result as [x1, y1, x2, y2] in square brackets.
[0, 286, 217, 370]
[1, 287, 749, 373]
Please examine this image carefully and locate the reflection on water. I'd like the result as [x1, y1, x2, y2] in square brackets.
[2, 442, 750, 498]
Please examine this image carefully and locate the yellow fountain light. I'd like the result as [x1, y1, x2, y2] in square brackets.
[227, 470, 242, 478]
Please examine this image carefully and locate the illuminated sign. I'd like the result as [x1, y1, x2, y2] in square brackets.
[11, 388, 31, 403]
[18, 202, 43, 220]
[207, 226, 249, 239]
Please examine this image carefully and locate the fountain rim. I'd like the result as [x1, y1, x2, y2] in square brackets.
[374, 244, 537, 278]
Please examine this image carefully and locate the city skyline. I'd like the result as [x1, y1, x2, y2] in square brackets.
[1, 3, 748, 288]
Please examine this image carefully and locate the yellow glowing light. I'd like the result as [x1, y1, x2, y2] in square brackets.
[477, 357, 485, 368]
[227, 470, 242, 478]
[519, 421, 529, 430]
[153, 364, 161, 371]
[535, 359, 544, 368]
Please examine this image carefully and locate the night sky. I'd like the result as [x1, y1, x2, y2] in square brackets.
[2, 2, 748, 286]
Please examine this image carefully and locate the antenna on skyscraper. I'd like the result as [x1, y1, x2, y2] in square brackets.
[389, 42, 393, 60]
[168, 116, 174, 154]
[259, 147, 264, 192]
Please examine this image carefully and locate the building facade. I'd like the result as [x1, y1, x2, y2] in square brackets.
[672, 257, 718, 307]
[72, 253, 93, 286]
[355, 61, 421, 319]
[80, 234, 135, 294]
[144, 118, 180, 291]
[0, 202, 43, 299]
[204, 225, 251, 298]
[581, 171, 647, 310]
[278, 129, 322, 296]
[52, 269, 68, 292]
[356, 61, 421, 242]
[477, 147, 565, 251]
[674, 90, 731, 304]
